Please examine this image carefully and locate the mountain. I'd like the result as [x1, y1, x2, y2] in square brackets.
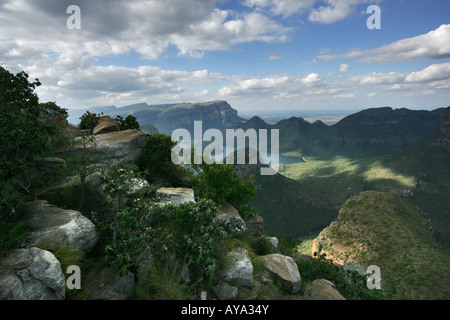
[313, 190, 450, 300]
[234, 107, 444, 157]
[68, 100, 245, 135]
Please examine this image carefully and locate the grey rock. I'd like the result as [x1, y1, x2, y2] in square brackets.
[0, 247, 66, 300]
[156, 188, 195, 205]
[93, 116, 120, 135]
[307, 279, 346, 300]
[21, 200, 98, 252]
[216, 247, 254, 288]
[245, 213, 264, 237]
[261, 254, 301, 294]
[214, 203, 247, 237]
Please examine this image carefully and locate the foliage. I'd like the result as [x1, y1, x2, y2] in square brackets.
[93, 166, 162, 276]
[160, 199, 227, 281]
[297, 253, 385, 300]
[136, 133, 190, 186]
[0, 66, 67, 222]
[0, 220, 29, 259]
[191, 162, 257, 219]
[79, 111, 102, 132]
[134, 257, 195, 300]
[115, 114, 140, 131]
[39, 101, 68, 117]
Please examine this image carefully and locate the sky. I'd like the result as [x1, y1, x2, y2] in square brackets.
[1, 0, 450, 117]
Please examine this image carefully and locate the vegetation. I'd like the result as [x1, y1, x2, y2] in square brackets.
[191, 161, 258, 220]
[0, 66, 68, 257]
[314, 191, 450, 300]
[79, 111, 102, 132]
[115, 114, 140, 131]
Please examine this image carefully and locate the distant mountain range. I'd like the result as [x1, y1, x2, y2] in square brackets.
[67, 100, 245, 135]
[68, 101, 443, 158]
[235, 107, 444, 158]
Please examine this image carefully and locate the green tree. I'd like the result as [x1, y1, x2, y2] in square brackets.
[191, 161, 257, 219]
[0, 66, 50, 220]
[136, 133, 189, 186]
[79, 111, 102, 132]
[115, 114, 140, 131]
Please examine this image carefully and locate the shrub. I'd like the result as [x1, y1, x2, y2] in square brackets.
[79, 111, 102, 132]
[115, 114, 140, 131]
[161, 200, 227, 281]
[137, 133, 190, 186]
[191, 162, 257, 219]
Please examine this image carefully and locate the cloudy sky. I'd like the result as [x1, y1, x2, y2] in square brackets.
[1, 0, 450, 116]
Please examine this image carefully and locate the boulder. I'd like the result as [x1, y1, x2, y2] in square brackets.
[21, 200, 98, 252]
[93, 116, 120, 135]
[216, 247, 254, 288]
[214, 203, 247, 237]
[245, 213, 264, 237]
[261, 254, 301, 294]
[156, 188, 195, 205]
[306, 279, 346, 300]
[0, 247, 66, 300]
[266, 237, 279, 251]
[214, 281, 238, 300]
[71, 129, 146, 165]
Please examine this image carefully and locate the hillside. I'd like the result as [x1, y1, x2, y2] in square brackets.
[276, 107, 450, 244]
[312, 191, 450, 300]
[235, 107, 443, 158]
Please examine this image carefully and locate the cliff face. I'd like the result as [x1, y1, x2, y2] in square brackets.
[156, 101, 244, 134]
[128, 100, 245, 135]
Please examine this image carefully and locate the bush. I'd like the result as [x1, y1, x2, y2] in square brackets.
[115, 114, 140, 131]
[191, 162, 257, 219]
[0, 66, 67, 222]
[161, 199, 227, 281]
[79, 111, 102, 132]
[137, 133, 190, 186]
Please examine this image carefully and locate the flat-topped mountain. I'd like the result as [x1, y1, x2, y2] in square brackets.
[68, 100, 245, 135]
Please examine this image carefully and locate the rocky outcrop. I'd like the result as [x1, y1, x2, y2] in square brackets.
[245, 213, 264, 237]
[214, 203, 247, 237]
[216, 247, 254, 289]
[0, 247, 66, 300]
[93, 116, 120, 135]
[156, 188, 195, 205]
[21, 200, 98, 252]
[306, 279, 346, 300]
[261, 254, 301, 294]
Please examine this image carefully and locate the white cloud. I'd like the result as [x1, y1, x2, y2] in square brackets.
[405, 62, 450, 83]
[319, 24, 450, 63]
[340, 63, 350, 72]
[308, 0, 359, 24]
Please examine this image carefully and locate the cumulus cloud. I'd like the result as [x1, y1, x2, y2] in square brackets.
[308, 0, 360, 24]
[319, 24, 450, 63]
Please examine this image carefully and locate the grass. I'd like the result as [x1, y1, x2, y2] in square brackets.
[0, 220, 29, 259]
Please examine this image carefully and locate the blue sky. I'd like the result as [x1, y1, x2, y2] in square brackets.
[1, 0, 450, 116]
